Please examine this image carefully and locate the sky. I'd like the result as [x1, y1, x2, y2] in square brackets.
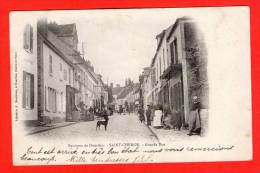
[40, 9, 185, 86]
[11, 7, 234, 86]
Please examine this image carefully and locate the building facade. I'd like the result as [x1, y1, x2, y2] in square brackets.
[10, 17, 38, 125]
[140, 17, 208, 127]
[16, 18, 108, 125]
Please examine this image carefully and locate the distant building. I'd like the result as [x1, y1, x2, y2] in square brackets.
[140, 67, 153, 111]
[111, 85, 124, 111]
[113, 80, 138, 113]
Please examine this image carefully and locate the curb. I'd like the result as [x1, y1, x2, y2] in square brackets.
[145, 125, 161, 143]
[26, 122, 79, 135]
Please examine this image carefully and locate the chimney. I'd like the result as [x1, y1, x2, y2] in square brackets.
[37, 18, 48, 37]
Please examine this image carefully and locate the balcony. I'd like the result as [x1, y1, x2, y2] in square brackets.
[160, 63, 182, 80]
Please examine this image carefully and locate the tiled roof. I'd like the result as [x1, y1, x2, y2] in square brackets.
[117, 85, 134, 99]
[133, 83, 140, 94]
[57, 24, 75, 37]
[112, 87, 124, 95]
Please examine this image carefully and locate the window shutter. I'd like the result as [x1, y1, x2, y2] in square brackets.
[30, 26, 33, 52]
[24, 26, 29, 50]
[23, 29, 27, 50]
[22, 72, 26, 108]
[30, 74, 34, 109]
[45, 86, 47, 111]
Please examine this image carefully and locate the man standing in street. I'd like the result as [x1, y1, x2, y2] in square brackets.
[138, 106, 145, 123]
[188, 96, 201, 136]
[146, 104, 152, 126]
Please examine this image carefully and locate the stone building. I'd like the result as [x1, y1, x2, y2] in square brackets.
[37, 20, 75, 123]
[140, 17, 208, 127]
[37, 19, 105, 124]
[161, 17, 208, 125]
[10, 17, 38, 126]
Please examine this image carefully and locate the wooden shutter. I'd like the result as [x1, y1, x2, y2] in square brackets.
[174, 39, 178, 64]
[22, 72, 26, 108]
[23, 28, 27, 50]
[30, 74, 34, 109]
[29, 26, 33, 52]
[25, 26, 29, 50]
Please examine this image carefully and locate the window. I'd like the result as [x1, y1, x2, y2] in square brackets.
[174, 39, 178, 64]
[159, 57, 162, 76]
[45, 87, 57, 113]
[156, 63, 158, 82]
[49, 55, 53, 76]
[23, 24, 33, 53]
[69, 68, 71, 85]
[60, 63, 63, 81]
[163, 49, 165, 70]
[57, 91, 60, 112]
[170, 38, 178, 64]
[64, 69, 67, 81]
[23, 71, 34, 109]
[167, 48, 170, 67]
[59, 92, 64, 113]
[55, 91, 65, 113]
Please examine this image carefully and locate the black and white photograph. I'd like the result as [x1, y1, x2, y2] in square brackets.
[10, 7, 252, 165]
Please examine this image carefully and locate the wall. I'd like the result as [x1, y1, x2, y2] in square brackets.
[10, 17, 38, 123]
[42, 43, 72, 123]
[167, 21, 190, 123]
[183, 22, 208, 110]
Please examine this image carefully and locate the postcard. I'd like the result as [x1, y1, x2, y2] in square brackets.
[10, 6, 252, 165]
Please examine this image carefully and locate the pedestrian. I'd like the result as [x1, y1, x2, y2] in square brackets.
[171, 109, 182, 130]
[146, 104, 152, 126]
[138, 106, 145, 123]
[153, 104, 163, 128]
[163, 104, 173, 129]
[119, 106, 123, 115]
[187, 96, 201, 136]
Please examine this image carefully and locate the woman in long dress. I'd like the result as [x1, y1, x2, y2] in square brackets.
[153, 104, 163, 128]
[163, 105, 173, 129]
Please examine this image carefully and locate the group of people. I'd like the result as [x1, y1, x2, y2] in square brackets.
[75, 101, 113, 121]
[138, 96, 202, 136]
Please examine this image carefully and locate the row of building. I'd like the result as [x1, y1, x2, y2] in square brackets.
[139, 17, 209, 127]
[11, 18, 109, 126]
[111, 80, 140, 113]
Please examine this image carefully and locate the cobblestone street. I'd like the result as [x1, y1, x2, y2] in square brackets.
[32, 113, 159, 143]
[30, 111, 207, 144]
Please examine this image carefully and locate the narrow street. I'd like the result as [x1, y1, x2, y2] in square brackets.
[32, 113, 159, 144]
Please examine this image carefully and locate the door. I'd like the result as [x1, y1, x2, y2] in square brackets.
[170, 78, 184, 123]
[66, 85, 76, 121]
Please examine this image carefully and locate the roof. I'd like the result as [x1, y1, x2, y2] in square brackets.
[48, 22, 78, 42]
[43, 24, 98, 84]
[166, 17, 192, 41]
[150, 17, 192, 67]
[142, 67, 151, 76]
[133, 83, 140, 94]
[57, 24, 76, 37]
[112, 87, 124, 95]
[117, 85, 134, 99]
[117, 83, 139, 99]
